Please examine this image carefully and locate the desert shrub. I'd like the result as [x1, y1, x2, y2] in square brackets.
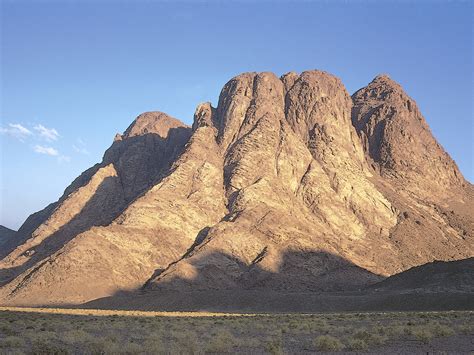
[280, 325, 290, 333]
[61, 329, 95, 345]
[242, 337, 261, 348]
[205, 329, 236, 353]
[87, 336, 131, 354]
[352, 329, 387, 346]
[457, 324, 473, 335]
[171, 331, 199, 354]
[314, 335, 344, 352]
[0, 324, 19, 336]
[31, 339, 70, 355]
[142, 339, 163, 353]
[385, 325, 406, 337]
[0, 336, 25, 348]
[121, 341, 144, 354]
[288, 320, 299, 329]
[413, 328, 433, 343]
[83, 339, 109, 354]
[254, 322, 267, 331]
[265, 336, 283, 355]
[347, 338, 369, 351]
[429, 323, 455, 337]
[373, 325, 387, 335]
[311, 319, 329, 332]
[299, 322, 311, 333]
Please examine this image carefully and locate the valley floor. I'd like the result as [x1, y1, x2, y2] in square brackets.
[0, 307, 472, 354]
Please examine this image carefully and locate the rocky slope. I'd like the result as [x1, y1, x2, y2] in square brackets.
[0, 70, 472, 306]
[371, 258, 474, 293]
[0, 226, 16, 257]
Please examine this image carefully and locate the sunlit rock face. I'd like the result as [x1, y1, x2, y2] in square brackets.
[0, 70, 472, 306]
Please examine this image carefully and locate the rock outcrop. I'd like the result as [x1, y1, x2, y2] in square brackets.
[0, 70, 472, 306]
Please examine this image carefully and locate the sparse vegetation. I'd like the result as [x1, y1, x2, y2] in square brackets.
[0, 335, 24, 349]
[413, 328, 434, 343]
[351, 328, 388, 346]
[347, 337, 369, 351]
[206, 329, 236, 353]
[0, 308, 470, 353]
[314, 335, 344, 351]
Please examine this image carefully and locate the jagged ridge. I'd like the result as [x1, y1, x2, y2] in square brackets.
[0, 70, 472, 306]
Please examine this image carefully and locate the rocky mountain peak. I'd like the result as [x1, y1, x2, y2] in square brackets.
[123, 111, 188, 139]
[284, 70, 366, 170]
[352, 75, 465, 196]
[192, 102, 217, 131]
[0, 69, 471, 307]
[280, 71, 299, 92]
[354, 74, 411, 105]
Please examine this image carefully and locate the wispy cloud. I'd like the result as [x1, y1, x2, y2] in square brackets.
[72, 137, 89, 155]
[34, 145, 59, 156]
[2, 121, 70, 163]
[0, 123, 33, 141]
[34, 145, 70, 163]
[34, 124, 59, 142]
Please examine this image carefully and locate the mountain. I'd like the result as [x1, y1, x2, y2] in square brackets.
[371, 257, 474, 293]
[83, 258, 474, 312]
[0, 70, 472, 307]
[0, 226, 16, 254]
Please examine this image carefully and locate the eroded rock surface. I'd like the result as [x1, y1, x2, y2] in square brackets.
[0, 71, 472, 306]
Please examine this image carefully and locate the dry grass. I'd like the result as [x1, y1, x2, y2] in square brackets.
[314, 335, 344, 351]
[0, 306, 252, 318]
[0, 308, 470, 353]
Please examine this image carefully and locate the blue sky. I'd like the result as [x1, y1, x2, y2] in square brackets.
[1, 1, 472, 230]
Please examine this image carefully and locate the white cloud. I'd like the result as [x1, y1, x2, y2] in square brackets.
[34, 124, 59, 141]
[72, 137, 89, 155]
[0, 123, 33, 141]
[34, 145, 59, 156]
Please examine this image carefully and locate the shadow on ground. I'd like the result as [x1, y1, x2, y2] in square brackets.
[78, 251, 474, 313]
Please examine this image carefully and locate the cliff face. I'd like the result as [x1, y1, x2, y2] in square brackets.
[0, 70, 472, 306]
[352, 75, 466, 197]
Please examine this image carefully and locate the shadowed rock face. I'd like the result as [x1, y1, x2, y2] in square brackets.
[0, 70, 472, 306]
[371, 258, 474, 293]
[352, 75, 466, 196]
[0, 226, 16, 258]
